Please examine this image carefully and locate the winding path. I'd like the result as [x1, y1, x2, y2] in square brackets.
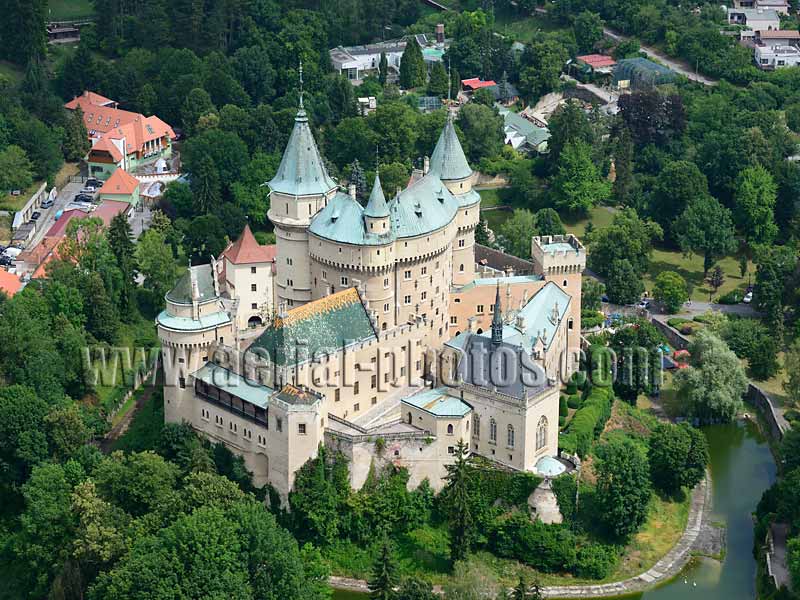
[329, 474, 711, 597]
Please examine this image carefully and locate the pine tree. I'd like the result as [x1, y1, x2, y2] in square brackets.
[442, 439, 474, 563]
[428, 61, 449, 98]
[368, 537, 399, 600]
[399, 39, 426, 90]
[379, 52, 389, 86]
[63, 108, 91, 162]
[107, 213, 138, 321]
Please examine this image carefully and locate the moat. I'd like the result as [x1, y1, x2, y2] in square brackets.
[332, 420, 777, 600]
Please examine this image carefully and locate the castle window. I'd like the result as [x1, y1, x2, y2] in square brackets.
[489, 418, 497, 443]
[404, 295, 411, 305]
[476, 305, 484, 314]
[507, 425, 515, 448]
[322, 270, 327, 281]
[335, 389, 341, 402]
[563, 279, 567, 287]
[450, 316, 457, 324]
[179, 377, 186, 389]
[354, 403, 360, 412]
[447, 424, 454, 435]
[251, 284, 257, 292]
[473, 414, 480, 438]
[372, 396, 377, 405]
[251, 303, 258, 309]
[251, 267, 257, 274]
[298, 423, 306, 435]
[421, 266, 427, 275]
[458, 239, 465, 248]
[341, 276, 348, 286]
[459, 264, 464, 272]
[287, 279, 293, 286]
[568, 318, 574, 330]
[354, 381, 360, 395]
[371, 375, 377, 389]
[448, 446, 454, 454]
[536, 416, 548, 450]
[384, 303, 390, 313]
[276, 417, 283, 432]
[421, 291, 427, 301]
[287, 257, 293, 266]
[404, 270, 412, 280]
[384, 277, 389, 288]
[382, 322, 387, 330]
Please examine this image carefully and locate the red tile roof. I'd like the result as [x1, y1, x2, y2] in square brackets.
[93, 200, 132, 225]
[65, 90, 115, 108]
[758, 30, 800, 39]
[221, 225, 277, 265]
[99, 169, 139, 197]
[0, 270, 22, 297]
[89, 137, 123, 163]
[65, 91, 176, 156]
[461, 77, 497, 90]
[577, 54, 617, 69]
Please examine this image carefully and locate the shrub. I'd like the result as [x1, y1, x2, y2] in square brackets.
[574, 543, 618, 579]
[559, 415, 566, 428]
[582, 311, 604, 329]
[560, 396, 569, 417]
[559, 385, 614, 457]
[566, 381, 578, 395]
[784, 409, 800, 422]
[568, 395, 582, 409]
[489, 513, 577, 572]
[679, 323, 700, 335]
[718, 290, 742, 305]
[551, 475, 577, 522]
[667, 317, 692, 328]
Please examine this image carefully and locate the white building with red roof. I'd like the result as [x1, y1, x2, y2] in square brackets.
[65, 90, 176, 181]
[216, 225, 277, 329]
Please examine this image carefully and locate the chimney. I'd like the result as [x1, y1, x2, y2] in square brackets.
[436, 23, 445, 44]
[349, 183, 356, 199]
[423, 156, 430, 175]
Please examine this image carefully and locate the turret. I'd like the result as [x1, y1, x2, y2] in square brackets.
[429, 111, 474, 196]
[491, 284, 503, 347]
[363, 172, 391, 235]
[267, 76, 338, 308]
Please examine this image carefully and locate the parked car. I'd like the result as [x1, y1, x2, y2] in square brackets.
[743, 291, 753, 304]
[85, 178, 101, 188]
[41, 199, 54, 209]
[636, 300, 651, 310]
[10, 189, 21, 196]
[30, 211, 41, 220]
[74, 193, 93, 203]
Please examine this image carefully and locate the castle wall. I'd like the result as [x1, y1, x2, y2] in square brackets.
[448, 279, 546, 337]
[224, 259, 275, 329]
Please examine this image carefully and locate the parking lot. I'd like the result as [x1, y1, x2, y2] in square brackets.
[21, 181, 89, 250]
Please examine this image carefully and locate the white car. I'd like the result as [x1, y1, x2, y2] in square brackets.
[743, 292, 753, 304]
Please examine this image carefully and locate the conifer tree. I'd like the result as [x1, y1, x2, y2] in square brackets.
[379, 52, 389, 86]
[428, 61, 449, 98]
[399, 39, 426, 89]
[442, 439, 474, 562]
[368, 537, 399, 600]
[63, 108, 91, 163]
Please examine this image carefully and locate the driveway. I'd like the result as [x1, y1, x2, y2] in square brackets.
[24, 181, 84, 250]
[602, 27, 719, 86]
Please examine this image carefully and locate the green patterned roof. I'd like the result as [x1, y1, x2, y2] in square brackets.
[308, 191, 394, 246]
[363, 173, 390, 218]
[165, 264, 217, 304]
[389, 173, 459, 238]
[247, 288, 377, 366]
[268, 109, 337, 197]
[429, 114, 472, 181]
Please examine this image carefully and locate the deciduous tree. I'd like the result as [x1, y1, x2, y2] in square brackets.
[594, 437, 651, 539]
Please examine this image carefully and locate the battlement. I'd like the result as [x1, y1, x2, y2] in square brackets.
[531, 234, 586, 276]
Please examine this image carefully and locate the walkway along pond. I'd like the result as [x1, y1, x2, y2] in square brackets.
[331, 420, 777, 599]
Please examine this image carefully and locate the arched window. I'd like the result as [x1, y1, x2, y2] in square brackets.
[507, 424, 515, 448]
[447, 423, 454, 435]
[459, 264, 464, 272]
[472, 414, 480, 438]
[536, 416, 548, 450]
[489, 418, 497, 442]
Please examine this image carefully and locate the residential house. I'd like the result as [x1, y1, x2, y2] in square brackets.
[755, 43, 800, 68]
[65, 91, 176, 181]
[571, 54, 617, 83]
[756, 29, 800, 47]
[727, 7, 781, 37]
[0, 270, 22, 297]
[498, 107, 550, 154]
[97, 168, 141, 206]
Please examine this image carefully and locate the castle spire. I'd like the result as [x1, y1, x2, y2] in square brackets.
[364, 172, 390, 218]
[298, 61, 304, 110]
[491, 283, 503, 346]
[429, 110, 472, 181]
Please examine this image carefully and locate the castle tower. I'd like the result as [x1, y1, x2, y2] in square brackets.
[363, 172, 390, 234]
[531, 234, 586, 363]
[430, 112, 480, 285]
[267, 97, 338, 309]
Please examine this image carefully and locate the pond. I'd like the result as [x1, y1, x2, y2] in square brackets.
[332, 421, 777, 600]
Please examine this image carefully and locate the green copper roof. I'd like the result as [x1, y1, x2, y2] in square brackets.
[402, 386, 472, 417]
[429, 114, 472, 181]
[157, 310, 230, 331]
[389, 173, 459, 238]
[309, 191, 394, 246]
[193, 363, 273, 408]
[166, 264, 217, 304]
[247, 288, 377, 366]
[364, 173, 390, 218]
[268, 109, 336, 197]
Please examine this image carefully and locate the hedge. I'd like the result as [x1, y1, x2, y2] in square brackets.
[718, 290, 741, 304]
[560, 396, 569, 417]
[667, 317, 692, 328]
[568, 394, 582, 409]
[559, 385, 614, 457]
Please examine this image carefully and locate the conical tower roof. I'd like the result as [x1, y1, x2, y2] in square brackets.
[268, 108, 337, 197]
[363, 173, 390, 218]
[429, 112, 472, 181]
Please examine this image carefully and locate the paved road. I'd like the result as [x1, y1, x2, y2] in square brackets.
[602, 27, 719, 86]
[24, 181, 84, 250]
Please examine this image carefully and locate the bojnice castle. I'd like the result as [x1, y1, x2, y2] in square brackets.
[157, 100, 587, 501]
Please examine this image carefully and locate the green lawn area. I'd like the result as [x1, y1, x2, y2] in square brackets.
[494, 9, 562, 43]
[562, 206, 616, 238]
[112, 388, 164, 453]
[477, 188, 508, 208]
[0, 181, 43, 212]
[47, 0, 95, 21]
[0, 60, 23, 85]
[0, 214, 10, 245]
[644, 248, 753, 302]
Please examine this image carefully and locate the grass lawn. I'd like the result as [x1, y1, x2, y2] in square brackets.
[0, 181, 43, 212]
[0, 60, 23, 85]
[644, 248, 754, 302]
[494, 10, 562, 43]
[477, 188, 508, 208]
[47, 0, 95, 21]
[0, 214, 11, 245]
[112, 388, 164, 453]
[562, 206, 616, 238]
